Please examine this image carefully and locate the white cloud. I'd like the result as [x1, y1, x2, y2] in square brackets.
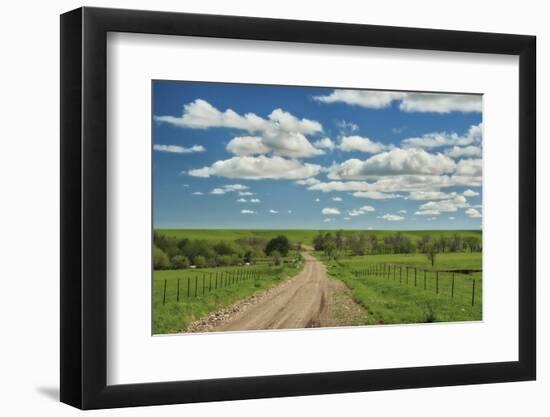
[465, 208, 482, 218]
[313, 137, 335, 150]
[337, 120, 359, 133]
[426, 217, 438, 221]
[192, 191, 204, 195]
[269, 209, 278, 214]
[328, 149, 456, 179]
[397, 210, 407, 214]
[339, 136, 389, 154]
[463, 189, 480, 197]
[417, 195, 469, 214]
[223, 184, 249, 191]
[449, 216, 455, 220]
[455, 159, 482, 177]
[402, 123, 482, 149]
[314, 90, 406, 109]
[153, 144, 206, 153]
[241, 209, 256, 214]
[183, 184, 190, 187]
[314, 90, 482, 113]
[323, 218, 333, 223]
[445, 145, 482, 159]
[380, 214, 404, 221]
[156, 99, 324, 158]
[239, 191, 254, 196]
[347, 205, 375, 217]
[415, 210, 441, 216]
[188, 155, 321, 180]
[352, 191, 402, 199]
[322, 207, 341, 215]
[332, 197, 343, 202]
[236, 198, 247, 203]
[408, 190, 457, 200]
[210, 188, 226, 195]
[250, 198, 261, 203]
[295, 177, 321, 186]
[315, 198, 320, 202]
[226, 136, 270, 156]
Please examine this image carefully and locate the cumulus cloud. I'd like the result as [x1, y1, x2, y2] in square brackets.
[455, 158, 482, 177]
[192, 191, 204, 195]
[337, 120, 359, 133]
[188, 155, 321, 180]
[323, 218, 333, 223]
[210, 188, 226, 195]
[415, 195, 470, 215]
[314, 90, 482, 113]
[465, 208, 482, 218]
[226, 136, 270, 156]
[347, 205, 375, 217]
[295, 178, 321, 186]
[156, 99, 324, 158]
[241, 209, 256, 214]
[380, 214, 404, 221]
[445, 145, 482, 159]
[339, 136, 389, 154]
[398, 210, 407, 214]
[352, 191, 401, 199]
[313, 137, 335, 150]
[239, 191, 254, 196]
[332, 197, 343, 202]
[315, 198, 320, 202]
[153, 144, 206, 153]
[250, 198, 261, 203]
[402, 123, 482, 150]
[322, 207, 341, 215]
[463, 189, 480, 197]
[327, 149, 456, 180]
[408, 191, 457, 200]
[269, 209, 278, 214]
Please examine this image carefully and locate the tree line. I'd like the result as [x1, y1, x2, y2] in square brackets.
[153, 232, 295, 270]
[313, 230, 481, 263]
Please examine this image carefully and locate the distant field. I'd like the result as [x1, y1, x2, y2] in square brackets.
[157, 229, 482, 245]
[319, 252, 482, 324]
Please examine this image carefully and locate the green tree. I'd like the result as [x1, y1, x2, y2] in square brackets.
[265, 235, 290, 257]
[424, 240, 439, 266]
[171, 255, 190, 269]
[153, 245, 170, 270]
[270, 250, 282, 266]
[193, 255, 206, 268]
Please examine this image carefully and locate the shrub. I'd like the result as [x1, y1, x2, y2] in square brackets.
[265, 235, 290, 257]
[153, 245, 170, 270]
[193, 255, 206, 268]
[171, 255, 190, 269]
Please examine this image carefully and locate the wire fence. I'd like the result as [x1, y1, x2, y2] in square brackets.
[352, 263, 481, 306]
[155, 267, 274, 305]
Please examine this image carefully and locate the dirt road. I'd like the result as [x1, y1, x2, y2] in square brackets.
[188, 252, 366, 332]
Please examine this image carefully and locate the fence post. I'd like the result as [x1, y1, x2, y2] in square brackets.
[209, 273, 212, 292]
[393, 265, 396, 281]
[162, 279, 167, 305]
[451, 273, 455, 298]
[187, 277, 190, 297]
[414, 268, 417, 287]
[202, 273, 206, 296]
[471, 279, 476, 306]
[399, 266, 402, 284]
[177, 278, 180, 302]
[436, 271, 439, 294]
[406, 267, 409, 285]
[194, 275, 198, 297]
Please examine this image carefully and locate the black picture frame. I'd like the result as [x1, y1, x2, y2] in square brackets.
[60, 6, 536, 410]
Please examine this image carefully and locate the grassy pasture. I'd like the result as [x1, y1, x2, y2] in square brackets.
[153, 262, 302, 334]
[157, 229, 482, 246]
[321, 252, 482, 324]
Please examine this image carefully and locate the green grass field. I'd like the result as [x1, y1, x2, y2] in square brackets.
[153, 262, 303, 334]
[319, 252, 482, 324]
[157, 228, 482, 246]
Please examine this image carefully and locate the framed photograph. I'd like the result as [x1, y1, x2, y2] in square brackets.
[60, 7, 536, 409]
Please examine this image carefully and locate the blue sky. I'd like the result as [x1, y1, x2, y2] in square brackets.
[152, 81, 482, 230]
